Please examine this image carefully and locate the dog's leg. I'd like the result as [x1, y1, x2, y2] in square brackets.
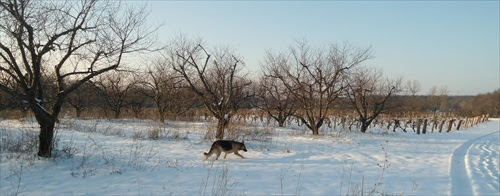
[234, 151, 245, 159]
[224, 153, 228, 159]
[215, 151, 221, 160]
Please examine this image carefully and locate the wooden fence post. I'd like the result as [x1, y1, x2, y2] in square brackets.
[422, 119, 428, 134]
[333, 116, 337, 130]
[342, 116, 346, 130]
[438, 119, 446, 133]
[456, 119, 463, 131]
[431, 118, 437, 133]
[446, 119, 455, 132]
[417, 118, 422, 134]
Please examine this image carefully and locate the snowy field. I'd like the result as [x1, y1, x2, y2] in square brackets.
[0, 118, 498, 195]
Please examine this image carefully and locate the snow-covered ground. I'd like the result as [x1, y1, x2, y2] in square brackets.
[0, 118, 498, 195]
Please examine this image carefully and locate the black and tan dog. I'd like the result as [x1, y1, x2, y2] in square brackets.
[204, 140, 247, 160]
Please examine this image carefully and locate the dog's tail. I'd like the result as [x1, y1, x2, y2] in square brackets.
[203, 145, 214, 159]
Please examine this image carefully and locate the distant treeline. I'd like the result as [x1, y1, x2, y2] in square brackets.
[1, 82, 497, 119]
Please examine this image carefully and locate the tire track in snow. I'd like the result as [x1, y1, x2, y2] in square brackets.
[450, 131, 499, 195]
[471, 132, 499, 194]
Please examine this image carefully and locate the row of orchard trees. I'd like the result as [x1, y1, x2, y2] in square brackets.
[66, 71, 197, 122]
[0, 0, 496, 158]
[62, 38, 397, 138]
[258, 41, 401, 134]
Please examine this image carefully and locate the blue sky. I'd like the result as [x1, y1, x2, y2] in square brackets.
[146, 1, 499, 95]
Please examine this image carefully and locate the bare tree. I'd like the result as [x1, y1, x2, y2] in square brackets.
[438, 87, 449, 113]
[94, 72, 137, 119]
[406, 80, 421, 96]
[427, 86, 439, 114]
[427, 86, 448, 114]
[142, 60, 196, 122]
[345, 67, 401, 133]
[268, 41, 372, 135]
[127, 78, 148, 119]
[169, 38, 253, 139]
[258, 57, 296, 127]
[65, 81, 98, 118]
[405, 80, 422, 112]
[0, 0, 157, 157]
[0, 73, 17, 111]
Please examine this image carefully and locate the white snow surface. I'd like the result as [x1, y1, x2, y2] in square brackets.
[0, 118, 498, 195]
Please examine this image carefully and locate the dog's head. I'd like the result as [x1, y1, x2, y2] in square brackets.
[240, 141, 247, 152]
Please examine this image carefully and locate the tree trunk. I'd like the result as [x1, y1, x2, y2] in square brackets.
[216, 117, 228, 140]
[360, 122, 369, 133]
[300, 117, 320, 135]
[311, 126, 319, 135]
[32, 95, 65, 158]
[33, 111, 56, 157]
[157, 105, 166, 122]
[159, 113, 165, 123]
[75, 107, 82, 118]
[113, 109, 120, 119]
[21, 108, 30, 118]
[277, 112, 286, 127]
[133, 109, 141, 119]
[38, 120, 55, 157]
[278, 119, 285, 127]
[311, 118, 324, 135]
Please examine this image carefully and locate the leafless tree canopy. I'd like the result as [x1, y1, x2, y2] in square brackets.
[257, 74, 297, 127]
[267, 40, 373, 135]
[258, 52, 297, 127]
[345, 66, 401, 133]
[65, 80, 98, 118]
[94, 71, 137, 119]
[427, 86, 449, 114]
[404, 80, 422, 111]
[167, 37, 253, 139]
[141, 59, 196, 122]
[0, 0, 157, 157]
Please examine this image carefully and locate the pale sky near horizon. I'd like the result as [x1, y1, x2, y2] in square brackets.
[145, 1, 499, 96]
